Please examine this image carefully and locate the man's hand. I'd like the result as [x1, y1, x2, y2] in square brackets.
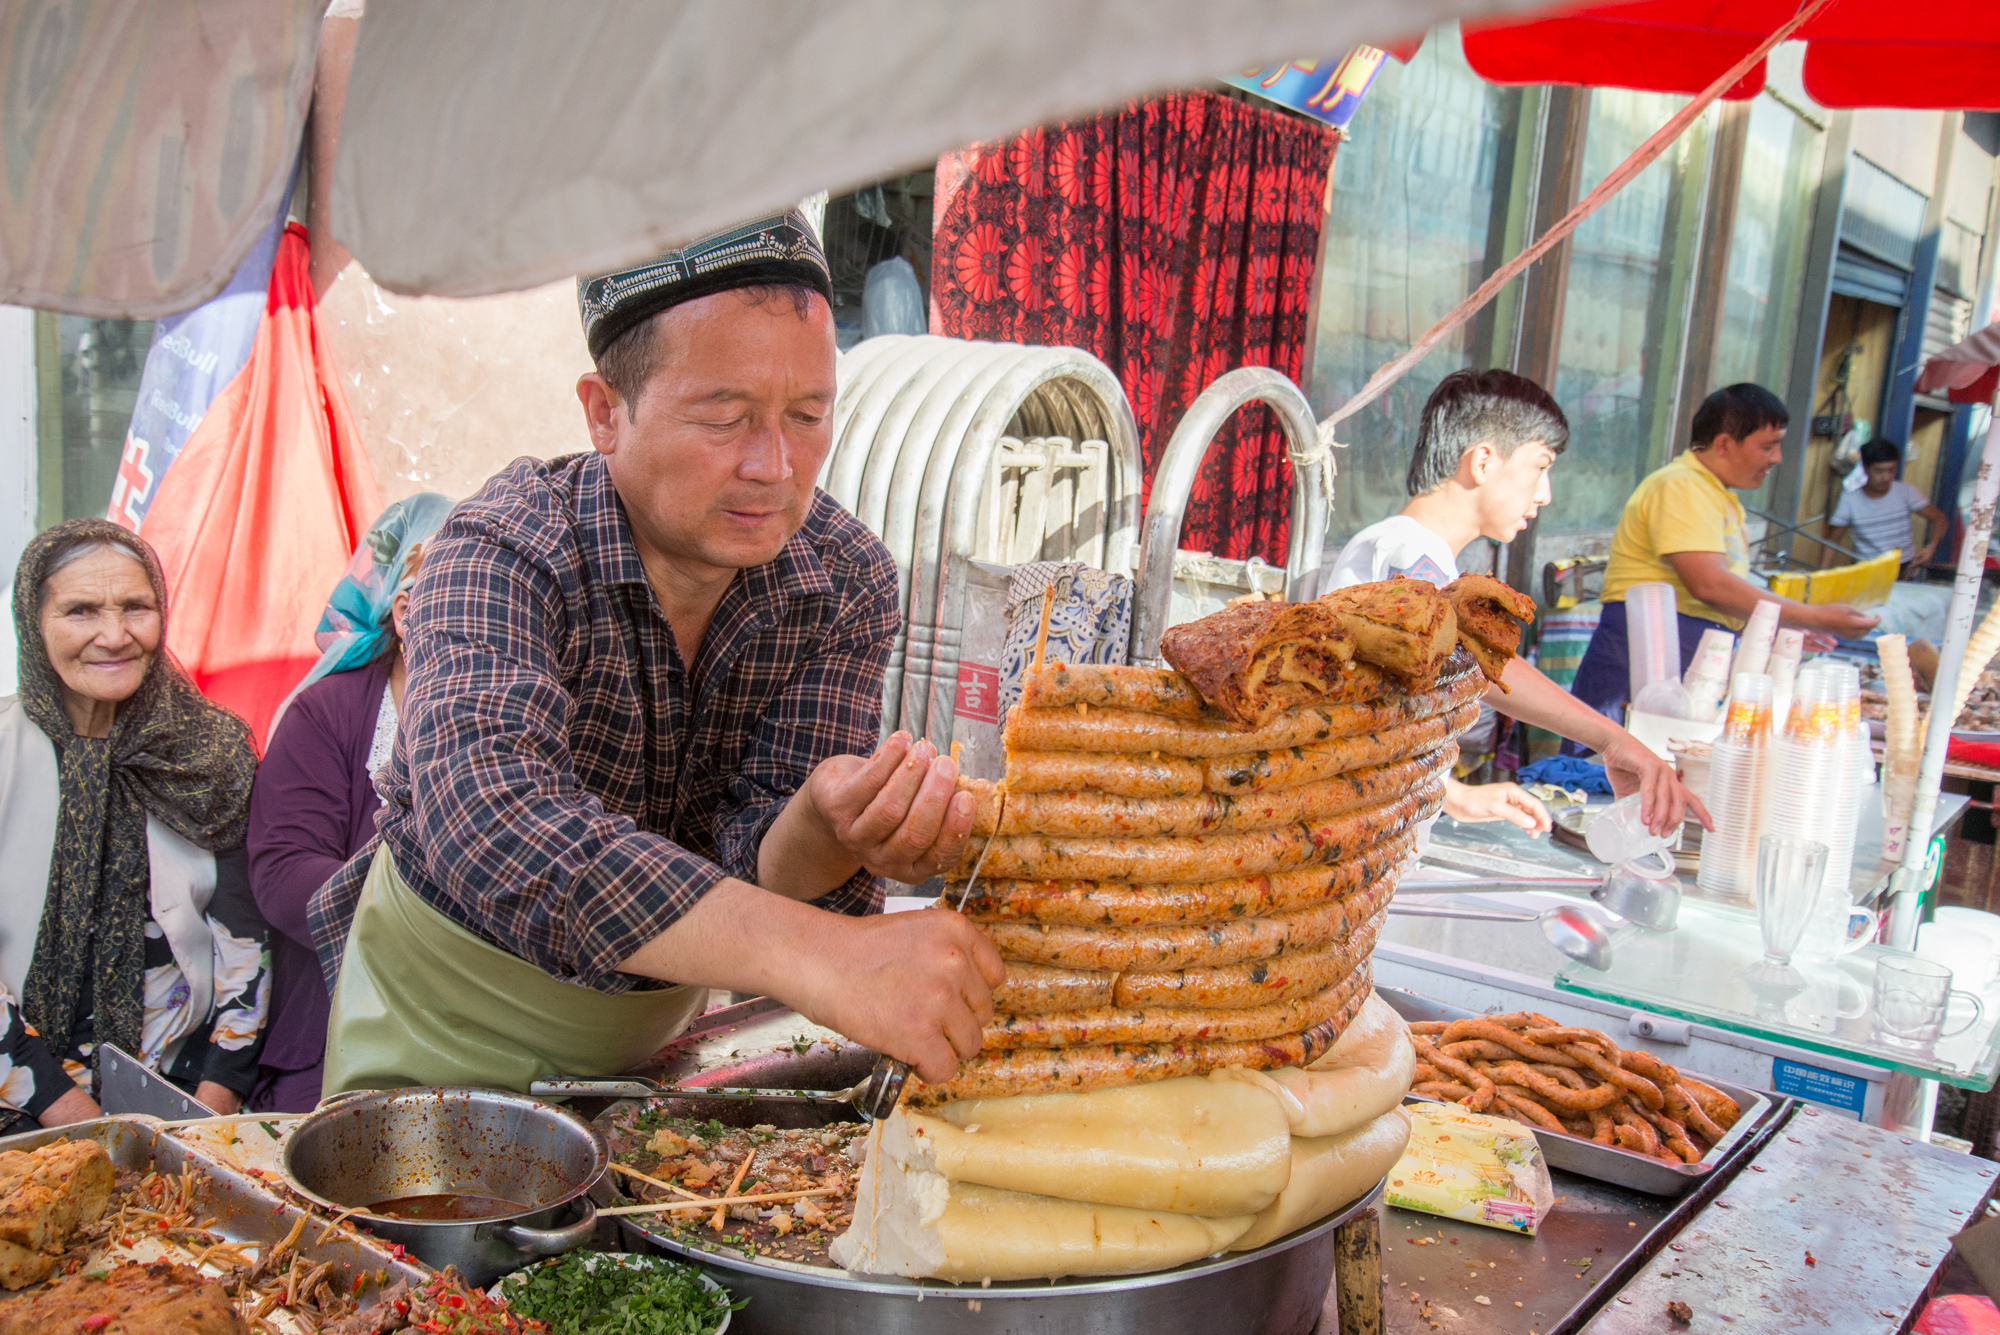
[194, 1081, 242, 1116]
[1801, 601, 1879, 642]
[1598, 732, 1712, 835]
[794, 909, 1005, 1084]
[807, 732, 975, 884]
[1442, 777, 1550, 835]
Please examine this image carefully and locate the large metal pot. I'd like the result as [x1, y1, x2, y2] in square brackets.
[283, 1087, 604, 1287]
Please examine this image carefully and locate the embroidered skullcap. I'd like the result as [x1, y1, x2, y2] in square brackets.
[577, 209, 833, 360]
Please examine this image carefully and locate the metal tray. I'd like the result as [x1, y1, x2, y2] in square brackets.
[604, 997, 1380, 1334]
[1379, 986, 1784, 1196]
[0, 1116, 428, 1322]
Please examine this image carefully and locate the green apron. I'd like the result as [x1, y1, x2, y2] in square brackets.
[324, 847, 705, 1094]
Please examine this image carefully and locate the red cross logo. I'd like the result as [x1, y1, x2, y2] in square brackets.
[108, 434, 153, 531]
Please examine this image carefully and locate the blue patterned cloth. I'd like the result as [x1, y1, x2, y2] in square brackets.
[998, 561, 1134, 718]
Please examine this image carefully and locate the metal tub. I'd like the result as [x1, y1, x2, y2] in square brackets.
[612, 997, 1385, 1334]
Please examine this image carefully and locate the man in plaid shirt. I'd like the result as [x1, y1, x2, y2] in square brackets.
[310, 213, 1002, 1094]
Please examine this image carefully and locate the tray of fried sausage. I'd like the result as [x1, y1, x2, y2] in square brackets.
[1378, 988, 1783, 1197]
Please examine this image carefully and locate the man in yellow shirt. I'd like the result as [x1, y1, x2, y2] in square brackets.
[1569, 384, 1878, 722]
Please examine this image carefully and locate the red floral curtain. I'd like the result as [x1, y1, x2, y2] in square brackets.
[932, 90, 1336, 563]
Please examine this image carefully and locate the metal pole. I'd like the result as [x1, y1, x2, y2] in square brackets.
[1889, 404, 2000, 948]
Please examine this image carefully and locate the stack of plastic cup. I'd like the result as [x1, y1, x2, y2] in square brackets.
[1682, 628, 1737, 722]
[1764, 662, 1860, 910]
[1695, 672, 1774, 905]
[1728, 600, 1781, 682]
[1768, 628, 1806, 725]
[1626, 583, 1682, 702]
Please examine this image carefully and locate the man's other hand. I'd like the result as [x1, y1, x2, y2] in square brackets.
[803, 908, 1005, 1084]
[1442, 778, 1551, 834]
[810, 732, 976, 884]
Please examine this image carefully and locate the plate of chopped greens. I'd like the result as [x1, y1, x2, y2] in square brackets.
[494, 1251, 741, 1335]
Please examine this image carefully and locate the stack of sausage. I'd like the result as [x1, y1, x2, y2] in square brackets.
[1410, 1013, 1742, 1163]
[911, 574, 1536, 1108]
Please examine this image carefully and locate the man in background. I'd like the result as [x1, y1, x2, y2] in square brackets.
[1568, 383, 1878, 727]
[1827, 437, 1947, 576]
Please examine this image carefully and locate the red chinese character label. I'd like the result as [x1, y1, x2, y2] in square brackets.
[955, 663, 1000, 724]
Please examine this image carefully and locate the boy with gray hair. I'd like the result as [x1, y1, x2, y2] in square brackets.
[1329, 369, 1702, 840]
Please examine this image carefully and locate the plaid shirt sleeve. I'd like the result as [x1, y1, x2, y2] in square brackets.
[711, 544, 900, 916]
[396, 528, 730, 990]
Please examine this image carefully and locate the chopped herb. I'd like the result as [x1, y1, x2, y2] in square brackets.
[500, 1254, 742, 1335]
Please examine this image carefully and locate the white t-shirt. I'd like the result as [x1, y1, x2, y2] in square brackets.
[1328, 515, 1461, 588]
[1829, 481, 1928, 561]
[1329, 516, 1496, 855]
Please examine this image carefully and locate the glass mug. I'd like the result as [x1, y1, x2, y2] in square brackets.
[1795, 892, 1875, 963]
[1584, 794, 1676, 878]
[1872, 955, 1985, 1050]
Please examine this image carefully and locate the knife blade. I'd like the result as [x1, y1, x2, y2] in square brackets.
[97, 1043, 207, 1121]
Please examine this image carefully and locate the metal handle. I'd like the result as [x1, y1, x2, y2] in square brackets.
[1399, 876, 1607, 894]
[856, 1057, 912, 1121]
[1386, 904, 1540, 923]
[528, 1078, 663, 1099]
[491, 1199, 598, 1257]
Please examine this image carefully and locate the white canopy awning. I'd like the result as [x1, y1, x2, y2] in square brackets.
[326, 0, 1558, 299]
[0, 0, 322, 318]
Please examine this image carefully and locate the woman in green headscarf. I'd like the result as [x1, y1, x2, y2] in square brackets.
[0, 519, 265, 1129]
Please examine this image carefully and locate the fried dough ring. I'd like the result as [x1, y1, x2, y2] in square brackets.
[962, 829, 1415, 926]
[961, 783, 1443, 883]
[1492, 1087, 1565, 1131]
[1413, 1038, 1496, 1113]
[1475, 1059, 1624, 1111]
[1435, 1019, 1585, 1068]
[1412, 1081, 1475, 1102]
[965, 747, 1453, 838]
[1678, 1076, 1742, 1131]
[1585, 1106, 1616, 1144]
[1201, 702, 1481, 794]
[980, 958, 1371, 1050]
[1609, 1102, 1663, 1157]
[1004, 749, 1206, 799]
[1018, 662, 1207, 717]
[908, 967, 1372, 1106]
[1634, 1105, 1703, 1164]
[1110, 911, 1385, 1009]
[1664, 1082, 1727, 1145]
[977, 874, 1394, 972]
[1563, 1043, 1666, 1111]
[1002, 667, 1483, 757]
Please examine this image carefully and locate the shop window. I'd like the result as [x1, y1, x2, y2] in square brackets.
[34, 313, 152, 530]
[1309, 26, 1527, 547]
[1713, 95, 1820, 397]
[1545, 90, 1714, 539]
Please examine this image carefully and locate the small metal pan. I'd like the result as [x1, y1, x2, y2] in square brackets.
[1379, 987, 1783, 1197]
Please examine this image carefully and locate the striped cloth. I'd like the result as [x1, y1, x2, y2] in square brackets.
[308, 453, 900, 993]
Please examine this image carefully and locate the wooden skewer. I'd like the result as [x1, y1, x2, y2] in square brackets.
[1032, 584, 1056, 671]
[600, 1186, 840, 1218]
[713, 1151, 756, 1230]
[607, 1159, 707, 1203]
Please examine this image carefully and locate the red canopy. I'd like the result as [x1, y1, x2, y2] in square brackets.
[1462, 0, 2000, 109]
[1916, 322, 2000, 407]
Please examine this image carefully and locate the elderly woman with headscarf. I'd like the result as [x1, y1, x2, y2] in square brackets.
[246, 494, 453, 1112]
[0, 520, 267, 1130]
